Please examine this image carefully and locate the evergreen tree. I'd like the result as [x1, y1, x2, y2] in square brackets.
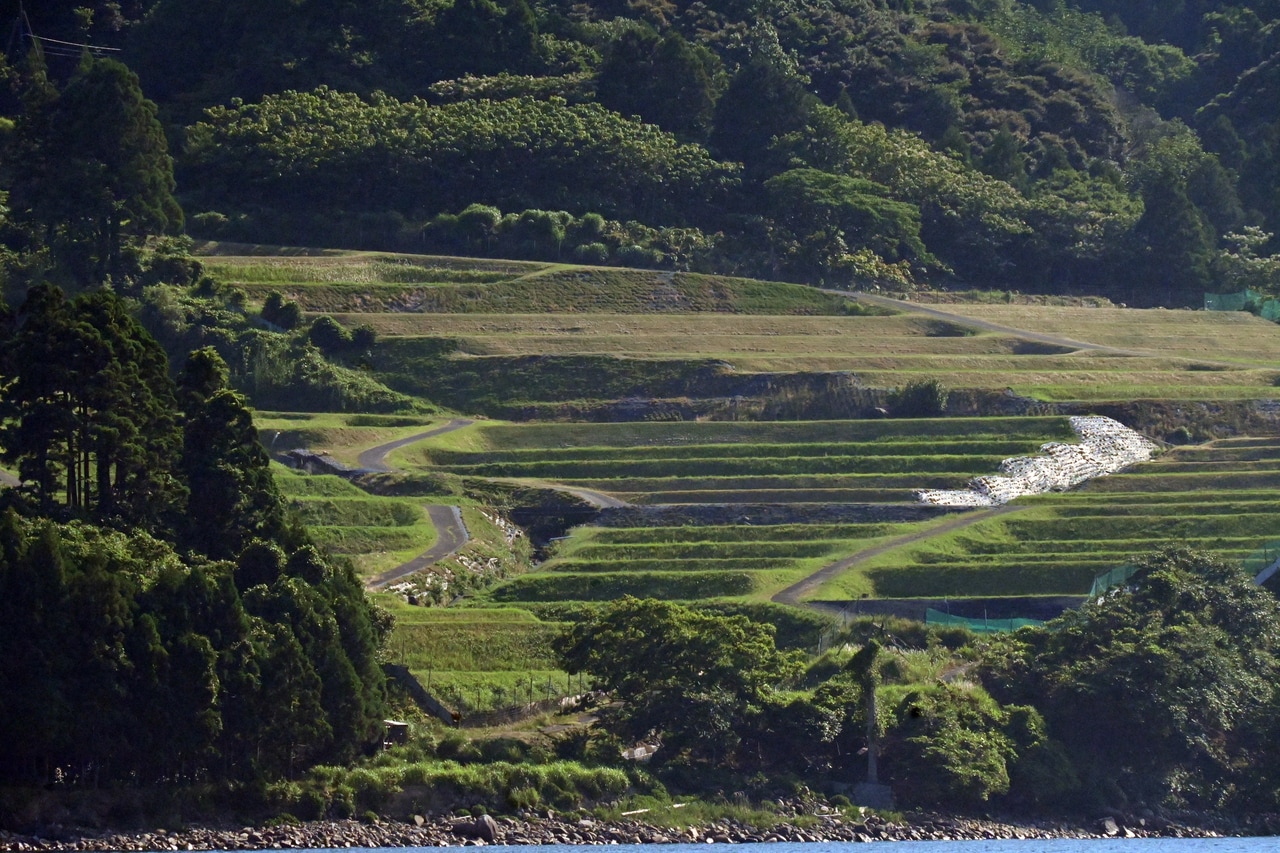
[179, 348, 286, 559]
[596, 28, 719, 142]
[711, 56, 817, 178]
[0, 285, 183, 531]
[1132, 168, 1216, 306]
[6, 56, 181, 287]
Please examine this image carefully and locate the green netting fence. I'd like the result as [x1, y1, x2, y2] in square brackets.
[1204, 289, 1280, 320]
[925, 609, 1043, 633]
[1242, 540, 1280, 583]
[1089, 563, 1138, 597]
[1204, 290, 1261, 311]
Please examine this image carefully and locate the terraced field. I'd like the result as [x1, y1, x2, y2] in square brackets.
[410, 417, 1076, 505]
[274, 467, 440, 577]
[345, 311, 1276, 401]
[201, 246, 1280, 405]
[381, 599, 571, 714]
[215, 247, 1280, 705]
[395, 417, 1081, 606]
[809, 437, 1280, 601]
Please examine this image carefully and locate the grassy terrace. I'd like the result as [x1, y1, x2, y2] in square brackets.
[405, 417, 1076, 503]
[201, 248, 856, 316]
[925, 303, 1280, 368]
[274, 467, 439, 577]
[381, 599, 570, 714]
[201, 247, 1280, 403]
[810, 438, 1280, 600]
[254, 411, 451, 468]
[417, 417, 1072, 606]
[445, 428, 1280, 608]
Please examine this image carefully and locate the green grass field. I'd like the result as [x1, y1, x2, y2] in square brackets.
[204, 246, 1280, 405]
[379, 598, 571, 713]
[274, 466, 439, 577]
[809, 439, 1280, 600]
[214, 248, 1280, 707]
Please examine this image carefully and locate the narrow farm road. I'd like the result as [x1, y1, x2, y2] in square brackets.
[366, 505, 470, 590]
[771, 504, 1023, 607]
[486, 478, 628, 509]
[352, 418, 475, 589]
[842, 291, 1139, 355]
[839, 290, 1249, 363]
[356, 417, 475, 472]
[0, 470, 20, 488]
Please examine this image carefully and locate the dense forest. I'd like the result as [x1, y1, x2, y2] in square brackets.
[0, 283, 391, 786]
[2, 0, 1279, 305]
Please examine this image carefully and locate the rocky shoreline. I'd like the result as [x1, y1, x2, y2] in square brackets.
[0, 811, 1234, 852]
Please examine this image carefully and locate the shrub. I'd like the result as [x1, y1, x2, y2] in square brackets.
[889, 379, 948, 418]
[573, 242, 610, 264]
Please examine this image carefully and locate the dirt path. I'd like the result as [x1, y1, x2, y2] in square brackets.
[842, 291, 1155, 358]
[366, 505, 470, 590]
[0, 470, 20, 489]
[356, 418, 475, 472]
[771, 504, 1022, 607]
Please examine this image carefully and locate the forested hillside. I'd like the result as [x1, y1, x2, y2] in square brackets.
[0, 284, 391, 785]
[5, 0, 1280, 305]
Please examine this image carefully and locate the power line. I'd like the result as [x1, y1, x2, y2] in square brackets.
[28, 34, 120, 53]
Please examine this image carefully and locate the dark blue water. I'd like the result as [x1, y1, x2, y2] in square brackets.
[285, 839, 1276, 853]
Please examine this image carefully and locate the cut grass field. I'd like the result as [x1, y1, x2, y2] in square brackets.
[200, 247, 859, 316]
[379, 598, 571, 713]
[275, 466, 439, 577]
[205, 246, 1280, 404]
[446, 426, 1280, 609]
[405, 417, 1075, 506]
[915, 303, 1280, 369]
[809, 438, 1280, 601]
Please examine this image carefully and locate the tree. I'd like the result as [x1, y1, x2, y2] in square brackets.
[7, 56, 181, 287]
[430, 0, 541, 80]
[710, 56, 817, 176]
[1131, 168, 1216, 306]
[596, 28, 719, 142]
[554, 597, 802, 766]
[179, 348, 286, 559]
[0, 285, 184, 530]
[979, 548, 1280, 809]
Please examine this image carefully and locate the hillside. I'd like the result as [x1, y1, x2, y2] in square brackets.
[6, 0, 1280, 305]
[7, 0, 1280, 827]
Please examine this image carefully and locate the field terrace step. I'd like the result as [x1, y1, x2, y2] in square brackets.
[594, 502, 956, 527]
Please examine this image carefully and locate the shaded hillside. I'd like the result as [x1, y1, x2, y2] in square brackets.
[5, 0, 1280, 304]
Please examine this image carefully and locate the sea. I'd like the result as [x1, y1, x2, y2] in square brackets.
[278, 841, 1279, 853]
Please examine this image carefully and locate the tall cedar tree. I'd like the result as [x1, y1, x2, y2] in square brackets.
[178, 347, 286, 559]
[0, 284, 184, 532]
[6, 55, 181, 287]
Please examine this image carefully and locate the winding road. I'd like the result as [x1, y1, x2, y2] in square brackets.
[356, 417, 475, 472]
[354, 419, 476, 589]
[367, 505, 471, 590]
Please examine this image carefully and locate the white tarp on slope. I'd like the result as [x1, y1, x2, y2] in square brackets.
[916, 416, 1159, 508]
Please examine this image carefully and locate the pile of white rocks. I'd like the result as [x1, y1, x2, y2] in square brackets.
[917, 416, 1159, 508]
